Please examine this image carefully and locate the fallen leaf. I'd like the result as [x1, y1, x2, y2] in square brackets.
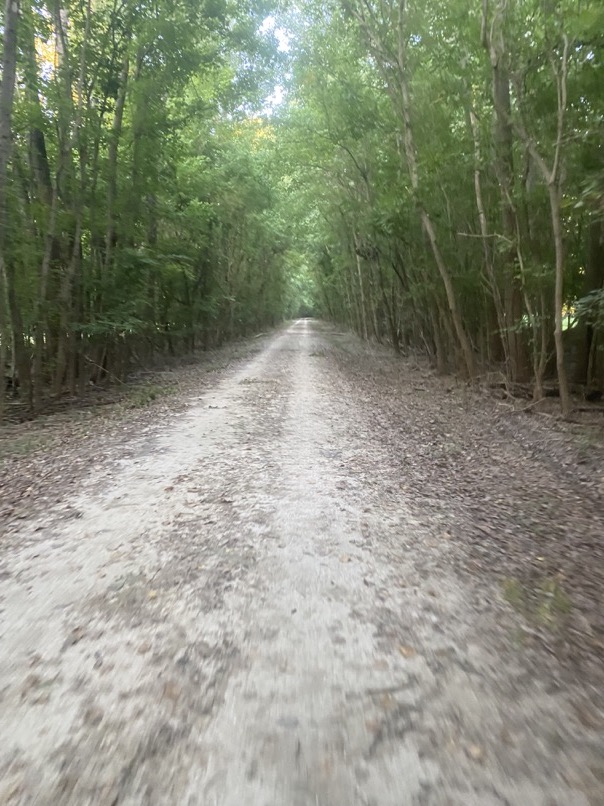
[572, 700, 604, 730]
[63, 626, 86, 649]
[399, 645, 417, 658]
[162, 680, 182, 701]
[465, 743, 485, 762]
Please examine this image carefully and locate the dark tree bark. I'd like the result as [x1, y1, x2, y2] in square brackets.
[0, 0, 22, 414]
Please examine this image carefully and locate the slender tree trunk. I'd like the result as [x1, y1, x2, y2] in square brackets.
[104, 50, 130, 273]
[572, 216, 604, 388]
[430, 310, 447, 374]
[418, 208, 475, 376]
[353, 234, 368, 340]
[0, 0, 21, 417]
[54, 0, 91, 394]
[54, 218, 82, 393]
[351, 0, 474, 375]
[467, 103, 510, 377]
[395, 13, 474, 376]
[549, 183, 571, 415]
[32, 187, 59, 412]
[482, 0, 524, 383]
[512, 34, 572, 416]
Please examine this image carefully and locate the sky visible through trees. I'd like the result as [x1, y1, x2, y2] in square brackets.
[0, 0, 603, 417]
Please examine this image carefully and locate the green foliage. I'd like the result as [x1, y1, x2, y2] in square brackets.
[267, 0, 604, 390]
[1, 0, 298, 412]
[576, 289, 604, 332]
[2, 0, 603, 414]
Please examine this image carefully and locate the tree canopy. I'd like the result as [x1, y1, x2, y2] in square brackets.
[1, 0, 603, 416]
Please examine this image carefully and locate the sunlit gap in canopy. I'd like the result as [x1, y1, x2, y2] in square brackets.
[260, 15, 292, 115]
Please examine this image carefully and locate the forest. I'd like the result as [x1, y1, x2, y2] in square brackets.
[0, 0, 603, 418]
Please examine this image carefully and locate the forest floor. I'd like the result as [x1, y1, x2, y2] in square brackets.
[1, 319, 603, 806]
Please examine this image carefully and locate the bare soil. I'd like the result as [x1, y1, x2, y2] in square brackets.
[0, 320, 603, 806]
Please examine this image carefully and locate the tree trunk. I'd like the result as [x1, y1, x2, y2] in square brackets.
[353, 235, 369, 340]
[482, 0, 525, 383]
[575, 220, 604, 386]
[32, 187, 59, 412]
[54, 0, 91, 394]
[104, 50, 130, 272]
[549, 183, 571, 415]
[512, 33, 572, 416]
[352, 0, 475, 375]
[467, 103, 510, 376]
[395, 20, 474, 376]
[0, 0, 21, 417]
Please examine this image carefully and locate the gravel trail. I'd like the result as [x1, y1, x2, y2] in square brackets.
[0, 320, 602, 806]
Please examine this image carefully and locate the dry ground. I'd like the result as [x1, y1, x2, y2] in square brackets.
[0, 320, 603, 806]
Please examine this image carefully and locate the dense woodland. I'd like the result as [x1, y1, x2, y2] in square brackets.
[0, 0, 294, 416]
[0, 0, 603, 418]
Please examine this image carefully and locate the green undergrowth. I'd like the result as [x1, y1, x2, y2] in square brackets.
[0, 432, 52, 459]
[121, 383, 178, 409]
[502, 575, 573, 630]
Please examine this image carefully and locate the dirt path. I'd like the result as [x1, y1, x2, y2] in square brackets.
[1, 320, 602, 806]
